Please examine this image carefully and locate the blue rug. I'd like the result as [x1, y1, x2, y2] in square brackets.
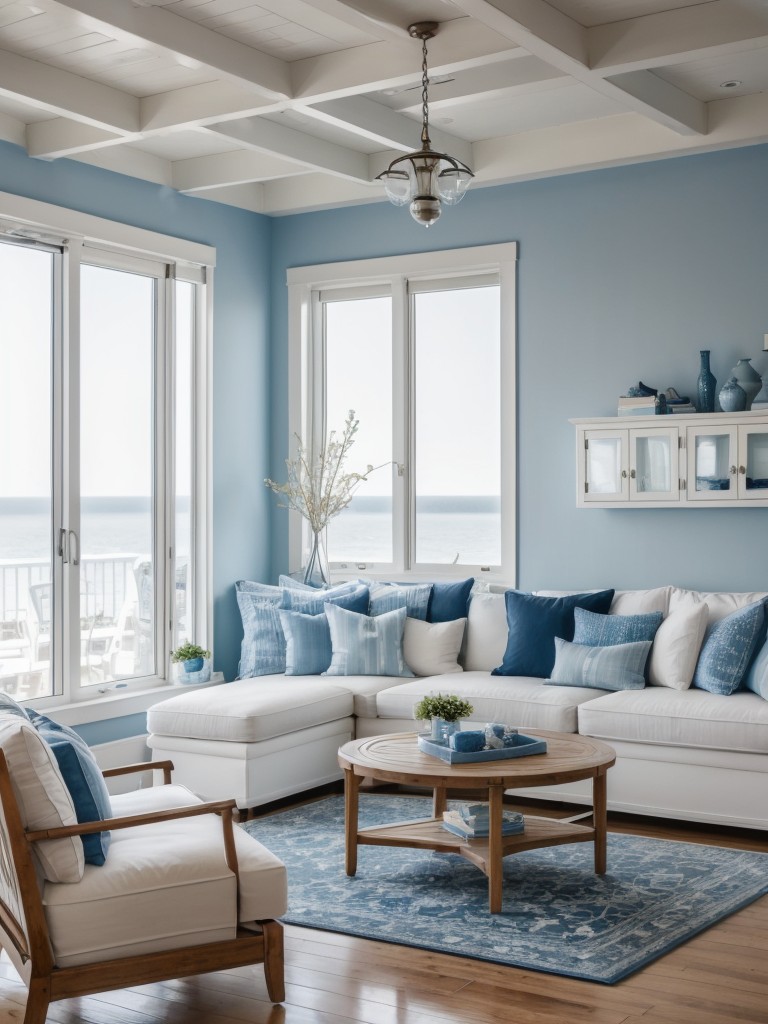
[243, 793, 768, 984]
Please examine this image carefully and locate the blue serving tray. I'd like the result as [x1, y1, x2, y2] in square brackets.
[417, 732, 547, 764]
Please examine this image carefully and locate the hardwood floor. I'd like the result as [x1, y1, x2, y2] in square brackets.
[2, 799, 767, 1024]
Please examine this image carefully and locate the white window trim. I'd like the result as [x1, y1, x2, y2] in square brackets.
[286, 242, 518, 586]
[0, 191, 215, 711]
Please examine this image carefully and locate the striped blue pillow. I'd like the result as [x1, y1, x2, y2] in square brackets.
[368, 582, 432, 620]
[545, 637, 652, 691]
[281, 583, 369, 615]
[573, 607, 662, 646]
[324, 604, 413, 678]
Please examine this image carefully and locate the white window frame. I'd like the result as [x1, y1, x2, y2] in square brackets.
[0, 191, 215, 709]
[287, 242, 517, 585]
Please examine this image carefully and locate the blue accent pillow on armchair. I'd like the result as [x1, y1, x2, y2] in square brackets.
[492, 589, 615, 678]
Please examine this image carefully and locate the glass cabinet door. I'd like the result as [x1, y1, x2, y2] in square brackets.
[738, 424, 768, 500]
[629, 427, 680, 501]
[582, 430, 628, 502]
[686, 426, 738, 500]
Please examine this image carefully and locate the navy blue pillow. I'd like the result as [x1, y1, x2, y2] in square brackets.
[26, 711, 112, 866]
[428, 578, 474, 623]
[492, 589, 616, 678]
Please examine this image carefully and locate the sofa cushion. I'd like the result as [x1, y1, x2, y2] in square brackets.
[403, 617, 465, 676]
[325, 604, 413, 678]
[547, 637, 652, 691]
[573, 608, 662, 646]
[43, 783, 287, 968]
[668, 587, 768, 626]
[648, 603, 709, 690]
[536, 588, 670, 617]
[692, 600, 767, 695]
[578, 687, 768, 754]
[493, 589, 615, 678]
[147, 678, 354, 743]
[375, 671, 605, 734]
[0, 714, 84, 883]
[463, 592, 508, 671]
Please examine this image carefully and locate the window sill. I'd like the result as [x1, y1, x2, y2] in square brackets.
[38, 673, 225, 727]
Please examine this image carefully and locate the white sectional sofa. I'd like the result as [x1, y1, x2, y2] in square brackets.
[147, 584, 768, 831]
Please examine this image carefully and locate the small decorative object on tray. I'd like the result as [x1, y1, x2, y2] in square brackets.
[413, 693, 474, 743]
[442, 804, 525, 840]
[417, 730, 547, 763]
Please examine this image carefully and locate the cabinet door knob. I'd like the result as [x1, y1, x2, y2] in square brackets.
[739, 465, 746, 474]
[621, 470, 628, 478]
[629, 469, 636, 479]
[730, 465, 737, 475]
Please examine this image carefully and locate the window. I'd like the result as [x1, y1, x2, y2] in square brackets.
[287, 243, 517, 582]
[0, 192, 214, 706]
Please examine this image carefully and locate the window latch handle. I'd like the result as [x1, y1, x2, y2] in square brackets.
[396, 463, 406, 477]
[58, 527, 68, 563]
[68, 529, 79, 566]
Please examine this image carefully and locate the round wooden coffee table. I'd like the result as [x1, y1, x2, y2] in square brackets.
[337, 730, 616, 913]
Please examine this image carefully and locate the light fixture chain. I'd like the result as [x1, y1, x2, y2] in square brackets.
[421, 36, 430, 146]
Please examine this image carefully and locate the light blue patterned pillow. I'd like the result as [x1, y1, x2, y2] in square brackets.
[324, 604, 413, 678]
[368, 582, 432, 621]
[744, 638, 768, 700]
[573, 607, 662, 646]
[235, 585, 285, 677]
[278, 575, 319, 590]
[279, 609, 334, 675]
[545, 637, 651, 691]
[281, 582, 368, 615]
[693, 599, 768, 695]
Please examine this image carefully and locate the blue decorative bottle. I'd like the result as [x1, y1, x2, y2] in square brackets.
[697, 350, 716, 413]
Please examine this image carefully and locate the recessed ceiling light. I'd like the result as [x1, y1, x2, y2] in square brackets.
[720, 80, 742, 89]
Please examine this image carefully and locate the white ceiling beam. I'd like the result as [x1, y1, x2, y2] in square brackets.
[187, 182, 267, 215]
[47, 0, 291, 99]
[73, 142, 172, 185]
[26, 118, 124, 158]
[204, 117, 369, 182]
[589, 1, 768, 75]
[0, 46, 139, 132]
[298, 0, 409, 44]
[0, 111, 26, 148]
[451, 0, 707, 135]
[173, 150, 307, 193]
[290, 18, 523, 102]
[140, 82, 281, 134]
[302, 96, 473, 165]
[261, 171, 381, 215]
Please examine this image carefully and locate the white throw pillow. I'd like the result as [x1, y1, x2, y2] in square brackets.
[0, 715, 84, 882]
[648, 603, 709, 690]
[403, 617, 466, 676]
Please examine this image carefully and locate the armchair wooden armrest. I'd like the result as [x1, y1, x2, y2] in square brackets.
[25, 799, 240, 882]
[101, 760, 174, 784]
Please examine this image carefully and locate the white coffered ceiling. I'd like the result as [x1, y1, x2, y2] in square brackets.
[1, 0, 767, 215]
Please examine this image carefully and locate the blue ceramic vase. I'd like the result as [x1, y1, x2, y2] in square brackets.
[696, 350, 716, 413]
[718, 377, 746, 412]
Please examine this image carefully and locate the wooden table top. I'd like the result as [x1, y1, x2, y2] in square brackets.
[338, 731, 616, 789]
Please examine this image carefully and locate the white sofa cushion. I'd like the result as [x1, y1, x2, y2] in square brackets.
[403, 616, 465, 676]
[375, 671, 605, 734]
[462, 592, 508, 671]
[648, 602, 709, 690]
[0, 714, 84, 883]
[147, 677, 354, 743]
[43, 784, 287, 968]
[668, 587, 768, 626]
[578, 687, 768, 754]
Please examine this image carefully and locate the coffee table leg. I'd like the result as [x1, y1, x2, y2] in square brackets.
[593, 770, 607, 875]
[344, 768, 361, 876]
[432, 786, 446, 820]
[488, 783, 504, 913]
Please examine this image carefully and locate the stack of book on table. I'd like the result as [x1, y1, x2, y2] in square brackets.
[442, 804, 525, 840]
[617, 395, 662, 416]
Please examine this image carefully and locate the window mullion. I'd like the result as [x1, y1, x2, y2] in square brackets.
[392, 276, 409, 573]
[156, 272, 170, 681]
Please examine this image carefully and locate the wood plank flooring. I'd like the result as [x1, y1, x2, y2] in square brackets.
[2, 797, 767, 1024]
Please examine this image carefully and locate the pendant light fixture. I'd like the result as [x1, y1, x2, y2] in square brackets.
[376, 22, 473, 227]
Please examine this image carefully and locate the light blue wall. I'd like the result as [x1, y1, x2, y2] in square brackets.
[270, 143, 768, 593]
[0, 140, 272, 720]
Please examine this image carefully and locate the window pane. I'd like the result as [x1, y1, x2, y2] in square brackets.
[80, 264, 155, 684]
[414, 286, 500, 565]
[0, 242, 54, 699]
[174, 280, 194, 651]
[325, 296, 393, 564]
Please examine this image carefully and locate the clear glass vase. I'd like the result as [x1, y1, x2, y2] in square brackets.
[303, 529, 330, 587]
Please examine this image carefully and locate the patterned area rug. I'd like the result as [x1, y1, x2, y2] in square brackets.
[243, 794, 768, 984]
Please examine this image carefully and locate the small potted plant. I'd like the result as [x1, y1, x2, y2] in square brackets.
[170, 642, 211, 676]
[413, 694, 475, 743]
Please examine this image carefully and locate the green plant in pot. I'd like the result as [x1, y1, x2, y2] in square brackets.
[170, 642, 211, 674]
[414, 694, 474, 743]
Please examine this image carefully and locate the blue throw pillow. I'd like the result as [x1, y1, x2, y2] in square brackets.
[545, 637, 651, 691]
[278, 575, 319, 590]
[235, 586, 285, 677]
[573, 608, 663, 646]
[428, 578, 474, 623]
[281, 583, 369, 616]
[368, 582, 432, 620]
[744, 637, 768, 700]
[26, 711, 112, 866]
[279, 609, 334, 675]
[693, 599, 767, 695]
[324, 604, 413, 677]
[493, 589, 615, 678]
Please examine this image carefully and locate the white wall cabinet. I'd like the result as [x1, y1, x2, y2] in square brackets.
[573, 413, 768, 508]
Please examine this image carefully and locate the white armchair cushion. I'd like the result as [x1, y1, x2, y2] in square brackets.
[43, 784, 287, 968]
[0, 714, 83, 883]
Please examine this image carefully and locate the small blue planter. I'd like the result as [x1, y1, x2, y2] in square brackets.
[183, 656, 204, 673]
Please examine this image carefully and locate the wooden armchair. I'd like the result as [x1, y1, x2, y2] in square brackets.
[0, 747, 286, 1024]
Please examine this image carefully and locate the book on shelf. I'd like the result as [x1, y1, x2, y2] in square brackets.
[441, 805, 525, 840]
[618, 395, 658, 407]
[617, 406, 658, 416]
[668, 402, 697, 413]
